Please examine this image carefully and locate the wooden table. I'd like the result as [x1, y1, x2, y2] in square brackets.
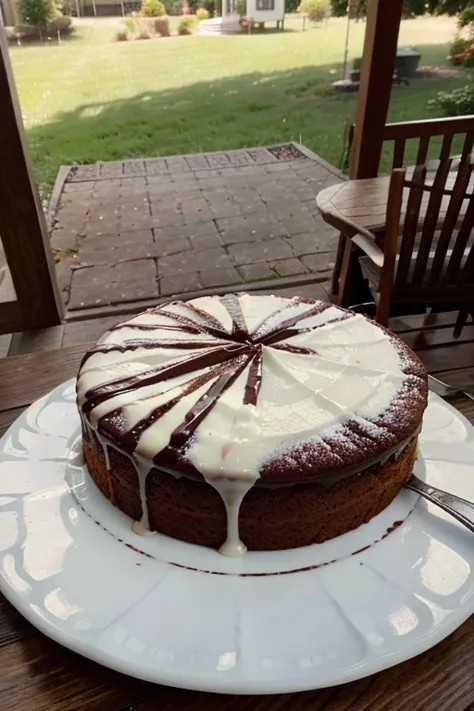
[2, 344, 474, 711]
[316, 175, 471, 306]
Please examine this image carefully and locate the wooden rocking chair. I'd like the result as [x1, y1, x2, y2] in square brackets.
[350, 157, 474, 331]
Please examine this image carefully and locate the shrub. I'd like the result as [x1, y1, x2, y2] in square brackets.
[123, 15, 137, 32]
[153, 15, 170, 34]
[141, 0, 165, 16]
[20, 0, 57, 31]
[285, 0, 299, 11]
[297, 0, 329, 22]
[448, 35, 474, 66]
[13, 22, 38, 36]
[178, 14, 194, 32]
[429, 85, 474, 116]
[115, 29, 129, 40]
[235, 0, 245, 14]
[47, 14, 72, 32]
[137, 29, 152, 37]
[449, 34, 470, 63]
[196, 6, 209, 18]
[137, 15, 153, 31]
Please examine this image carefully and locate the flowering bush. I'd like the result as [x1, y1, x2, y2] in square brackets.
[448, 35, 474, 65]
[448, 8, 474, 67]
[196, 7, 209, 19]
[429, 85, 474, 116]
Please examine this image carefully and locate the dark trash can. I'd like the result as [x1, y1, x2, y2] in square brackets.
[395, 48, 422, 78]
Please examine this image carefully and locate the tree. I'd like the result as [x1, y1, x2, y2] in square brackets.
[435, 0, 472, 13]
[403, 0, 426, 16]
[20, 0, 57, 31]
[330, 0, 450, 17]
[330, 0, 365, 17]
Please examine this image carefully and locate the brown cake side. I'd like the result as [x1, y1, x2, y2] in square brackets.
[83, 433, 418, 550]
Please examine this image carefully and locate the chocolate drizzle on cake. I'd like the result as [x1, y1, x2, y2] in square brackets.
[243, 346, 263, 406]
[166, 354, 252, 450]
[77, 294, 427, 556]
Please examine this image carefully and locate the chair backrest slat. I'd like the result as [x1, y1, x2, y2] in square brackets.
[415, 135, 430, 165]
[380, 169, 404, 296]
[444, 195, 474, 284]
[460, 239, 474, 285]
[392, 138, 405, 169]
[429, 157, 473, 285]
[384, 157, 474, 302]
[461, 132, 474, 162]
[395, 164, 427, 288]
[439, 132, 454, 161]
[412, 159, 453, 284]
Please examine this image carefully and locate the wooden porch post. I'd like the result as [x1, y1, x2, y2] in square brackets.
[0, 22, 62, 331]
[331, 0, 404, 306]
[350, 0, 405, 179]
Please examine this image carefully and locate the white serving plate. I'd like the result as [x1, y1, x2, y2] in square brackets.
[0, 381, 473, 694]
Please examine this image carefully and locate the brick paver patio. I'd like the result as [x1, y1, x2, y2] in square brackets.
[50, 143, 343, 317]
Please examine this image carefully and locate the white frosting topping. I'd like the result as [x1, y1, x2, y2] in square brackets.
[77, 294, 422, 555]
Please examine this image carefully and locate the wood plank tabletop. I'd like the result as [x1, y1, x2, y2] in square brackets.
[316, 175, 470, 235]
[1, 333, 474, 711]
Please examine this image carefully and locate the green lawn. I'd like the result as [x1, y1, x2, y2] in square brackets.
[9, 15, 466, 192]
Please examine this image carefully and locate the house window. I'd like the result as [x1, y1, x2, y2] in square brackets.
[256, 0, 275, 8]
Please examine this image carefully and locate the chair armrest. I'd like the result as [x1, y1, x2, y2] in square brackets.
[352, 233, 384, 268]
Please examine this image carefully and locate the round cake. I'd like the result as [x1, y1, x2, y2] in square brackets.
[76, 294, 428, 556]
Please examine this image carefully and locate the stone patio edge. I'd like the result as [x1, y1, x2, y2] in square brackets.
[291, 143, 347, 181]
[47, 165, 71, 228]
[64, 272, 330, 322]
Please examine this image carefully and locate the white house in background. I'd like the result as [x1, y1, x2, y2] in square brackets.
[226, 0, 285, 24]
[198, 0, 285, 35]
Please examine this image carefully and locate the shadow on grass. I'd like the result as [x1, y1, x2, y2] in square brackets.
[25, 42, 466, 190]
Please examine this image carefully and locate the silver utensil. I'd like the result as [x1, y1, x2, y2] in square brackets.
[405, 474, 474, 534]
[428, 374, 474, 403]
[403, 375, 474, 531]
